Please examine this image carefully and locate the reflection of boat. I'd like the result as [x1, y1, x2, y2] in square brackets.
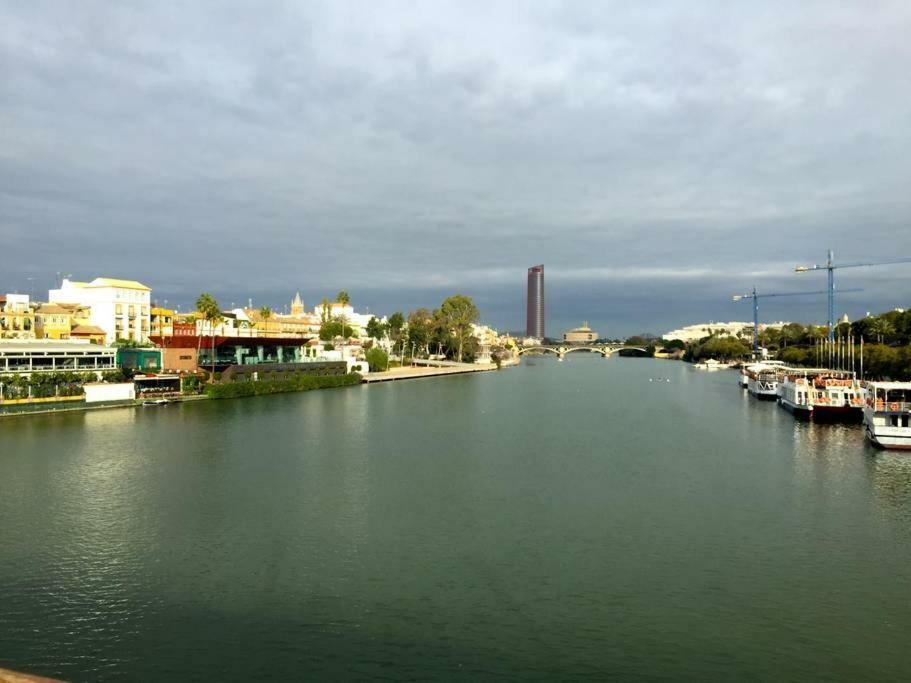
[694, 359, 733, 370]
[142, 399, 170, 406]
[779, 368, 862, 421]
[863, 382, 911, 450]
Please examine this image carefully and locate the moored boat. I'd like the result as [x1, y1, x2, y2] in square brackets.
[694, 358, 733, 371]
[746, 362, 785, 400]
[778, 368, 862, 421]
[863, 382, 911, 450]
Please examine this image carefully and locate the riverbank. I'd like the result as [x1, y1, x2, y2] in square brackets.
[363, 362, 499, 382]
[0, 363, 504, 417]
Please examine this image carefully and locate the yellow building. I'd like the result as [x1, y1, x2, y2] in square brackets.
[34, 303, 75, 339]
[151, 307, 175, 338]
[0, 294, 36, 339]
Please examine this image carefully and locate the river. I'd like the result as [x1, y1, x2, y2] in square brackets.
[2, 356, 910, 680]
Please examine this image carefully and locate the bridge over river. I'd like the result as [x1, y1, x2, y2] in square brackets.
[517, 344, 649, 360]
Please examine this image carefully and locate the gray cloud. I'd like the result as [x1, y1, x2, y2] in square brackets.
[2, 0, 910, 335]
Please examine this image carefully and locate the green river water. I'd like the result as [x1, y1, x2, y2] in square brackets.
[2, 356, 910, 680]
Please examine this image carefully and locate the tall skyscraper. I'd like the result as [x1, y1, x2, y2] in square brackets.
[526, 264, 544, 339]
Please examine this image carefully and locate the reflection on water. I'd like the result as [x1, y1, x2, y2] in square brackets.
[2, 359, 911, 681]
[869, 452, 911, 520]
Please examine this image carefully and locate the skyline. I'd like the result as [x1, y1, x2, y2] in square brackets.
[3, 1, 911, 335]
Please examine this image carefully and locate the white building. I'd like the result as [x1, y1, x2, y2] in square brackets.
[662, 320, 790, 344]
[49, 277, 152, 345]
[313, 301, 382, 339]
[0, 339, 117, 376]
[470, 324, 499, 364]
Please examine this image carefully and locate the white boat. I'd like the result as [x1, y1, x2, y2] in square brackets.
[745, 362, 785, 400]
[694, 359, 733, 371]
[778, 368, 863, 421]
[863, 382, 911, 450]
[142, 398, 170, 406]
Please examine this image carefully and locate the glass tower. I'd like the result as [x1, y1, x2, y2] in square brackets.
[526, 264, 544, 338]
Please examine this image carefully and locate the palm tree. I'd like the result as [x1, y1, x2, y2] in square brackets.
[336, 290, 350, 305]
[320, 297, 332, 324]
[259, 306, 272, 338]
[195, 293, 222, 382]
[869, 317, 895, 344]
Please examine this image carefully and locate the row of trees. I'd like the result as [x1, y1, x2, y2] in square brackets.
[683, 335, 752, 362]
[364, 295, 481, 363]
[752, 310, 911, 350]
[776, 343, 911, 381]
[194, 290, 485, 366]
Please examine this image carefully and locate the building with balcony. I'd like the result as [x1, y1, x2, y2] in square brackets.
[0, 294, 36, 339]
[150, 307, 175, 338]
[49, 277, 152, 345]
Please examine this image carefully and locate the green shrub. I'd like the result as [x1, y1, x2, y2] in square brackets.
[364, 347, 388, 371]
[205, 373, 361, 399]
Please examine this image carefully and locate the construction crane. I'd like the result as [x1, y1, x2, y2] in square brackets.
[795, 249, 911, 341]
[732, 286, 861, 354]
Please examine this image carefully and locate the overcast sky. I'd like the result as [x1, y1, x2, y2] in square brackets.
[2, 1, 910, 336]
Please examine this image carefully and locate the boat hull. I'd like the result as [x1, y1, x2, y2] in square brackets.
[812, 405, 863, 423]
[866, 426, 911, 450]
[780, 399, 812, 420]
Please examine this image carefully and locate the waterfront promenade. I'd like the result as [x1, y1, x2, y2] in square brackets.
[362, 361, 498, 383]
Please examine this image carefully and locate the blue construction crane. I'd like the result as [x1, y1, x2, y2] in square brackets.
[796, 249, 911, 341]
[732, 286, 861, 353]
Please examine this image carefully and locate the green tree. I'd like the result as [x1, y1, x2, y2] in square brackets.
[319, 317, 356, 342]
[780, 322, 807, 347]
[365, 316, 387, 340]
[387, 312, 405, 342]
[869, 317, 895, 344]
[405, 308, 433, 356]
[196, 293, 223, 381]
[336, 290, 350, 305]
[435, 295, 479, 363]
[686, 335, 751, 362]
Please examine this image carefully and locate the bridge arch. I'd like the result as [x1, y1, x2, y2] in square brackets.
[516, 346, 563, 357]
[516, 345, 649, 359]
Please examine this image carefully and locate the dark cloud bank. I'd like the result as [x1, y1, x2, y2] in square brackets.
[2, 1, 910, 336]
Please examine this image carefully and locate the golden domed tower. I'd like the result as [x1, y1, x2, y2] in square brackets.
[290, 292, 304, 317]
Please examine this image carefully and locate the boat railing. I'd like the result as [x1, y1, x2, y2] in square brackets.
[867, 399, 911, 413]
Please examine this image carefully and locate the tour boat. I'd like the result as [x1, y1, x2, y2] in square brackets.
[863, 382, 911, 450]
[778, 369, 863, 421]
[745, 363, 785, 400]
